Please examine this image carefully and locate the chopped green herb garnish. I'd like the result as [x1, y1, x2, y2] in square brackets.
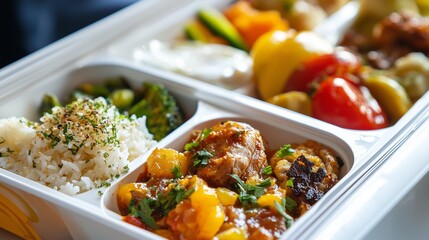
[230, 174, 271, 207]
[128, 183, 195, 229]
[286, 177, 294, 188]
[157, 185, 195, 216]
[98, 190, 103, 196]
[200, 128, 212, 140]
[184, 128, 212, 151]
[122, 165, 129, 173]
[184, 141, 199, 151]
[275, 198, 294, 228]
[263, 165, 272, 175]
[171, 165, 183, 179]
[258, 178, 272, 188]
[129, 198, 159, 229]
[192, 149, 213, 167]
[276, 144, 295, 158]
[285, 196, 297, 213]
[98, 181, 111, 188]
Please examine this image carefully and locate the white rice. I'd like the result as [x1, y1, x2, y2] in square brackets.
[0, 97, 156, 195]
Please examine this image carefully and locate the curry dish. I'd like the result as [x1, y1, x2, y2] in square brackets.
[116, 121, 341, 239]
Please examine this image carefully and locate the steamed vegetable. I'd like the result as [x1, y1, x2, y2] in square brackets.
[39, 93, 62, 116]
[197, 7, 248, 51]
[129, 82, 183, 141]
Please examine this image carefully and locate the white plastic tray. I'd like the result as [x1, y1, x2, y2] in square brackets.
[1, 0, 429, 239]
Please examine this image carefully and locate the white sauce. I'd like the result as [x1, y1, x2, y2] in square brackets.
[134, 40, 253, 89]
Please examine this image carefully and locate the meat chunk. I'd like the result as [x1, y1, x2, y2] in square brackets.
[341, 12, 429, 69]
[368, 12, 429, 69]
[374, 12, 429, 52]
[286, 155, 327, 205]
[186, 121, 267, 187]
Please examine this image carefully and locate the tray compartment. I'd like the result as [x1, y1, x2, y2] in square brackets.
[101, 102, 354, 239]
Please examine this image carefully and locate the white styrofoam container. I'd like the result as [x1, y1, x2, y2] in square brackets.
[0, 0, 429, 239]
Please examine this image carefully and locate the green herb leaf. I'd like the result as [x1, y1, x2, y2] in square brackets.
[200, 128, 212, 140]
[263, 165, 272, 175]
[285, 196, 297, 213]
[192, 149, 213, 167]
[276, 144, 295, 158]
[157, 185, 195, 215]
[184, 128, 212, 151]
[171, 165, 183, 179]
[184, 141, 199, 151]
[229, 174, 271, 207]
[274, 198, 294, 228]
[257, 178, 272, 188]
[129, 198, 159, 229]
[286, 177, 294, 188]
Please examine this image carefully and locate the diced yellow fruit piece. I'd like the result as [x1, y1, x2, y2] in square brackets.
[267, 91, 312, 116]
[146, 148, 189, 179]
[215, 227, 247, 240]
[189, 176, 225, 239]
[365, 75, 412, 123]
[216, 187, 238, 206]
[257, 194, 282, 211]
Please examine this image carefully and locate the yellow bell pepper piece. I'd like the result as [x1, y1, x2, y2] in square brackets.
[251, 30, 333, 100]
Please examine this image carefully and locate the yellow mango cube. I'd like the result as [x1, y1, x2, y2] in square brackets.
[215, 227, 247, 240]
[257, 193, 282, 211]
[216, 187, 238, 206]
[146, 148, 189, 179]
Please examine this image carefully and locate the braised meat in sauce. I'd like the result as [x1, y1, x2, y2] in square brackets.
[187, 121, 267, 187]
[116, 121, 342, 239]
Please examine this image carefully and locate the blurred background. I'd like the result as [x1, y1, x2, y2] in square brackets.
[0, 0, 138, 69]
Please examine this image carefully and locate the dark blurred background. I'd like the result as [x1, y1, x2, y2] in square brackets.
[0, 0, 138, 69]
